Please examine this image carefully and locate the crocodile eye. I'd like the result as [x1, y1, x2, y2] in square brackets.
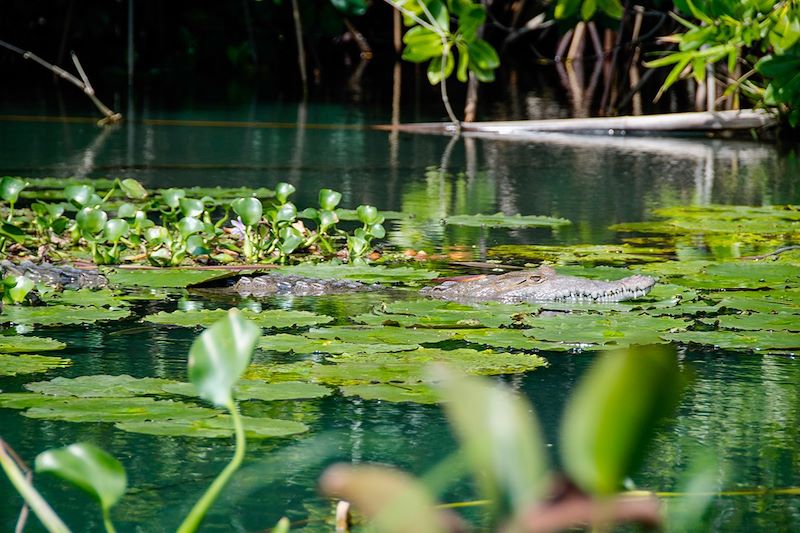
[520, 275, 543, 284]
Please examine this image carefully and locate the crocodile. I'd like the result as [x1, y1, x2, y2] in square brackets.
[0, 260, 108, 290]
[420, 265, 656, 303]
[233, 273, 376, 297]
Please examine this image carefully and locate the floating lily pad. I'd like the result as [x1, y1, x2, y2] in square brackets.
[0, 336, 66, 353]
[441, 213, 571, 228]
[258, 333, 420, 355]
[662, 330, 800, 353]
[668, 262, 800, 289]
[521, 313, 688, 347]
[162, 380, 331, 401]
[611, 205, 800, 236]
[276, 262, 439, 283]
[104, 268, 239, 288]
[352, 300, 538, 329]
[246, 348, 546, 386]
[0, 354, 71, 376]
[49, 289, 130, 308]
[339, 384, 438, 404]
[305, 326, 462, 345]
[114, 415, 308, 439]
[25, 375, 176, 397]
[0, 306, 131, 326]
[144, 308, 333, 329]
[701, 314, 800, 332]
[487, 244, 670, 266]
[22, 397, 218, 423]
[0, 392, 60, 409]
[710, 289, 800, 314]
[460, 328, 572, 352]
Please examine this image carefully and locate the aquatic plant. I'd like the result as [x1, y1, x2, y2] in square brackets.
[0, 177, 390, 266]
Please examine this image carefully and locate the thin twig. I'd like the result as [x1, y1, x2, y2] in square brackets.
[0, 39, 121, 126]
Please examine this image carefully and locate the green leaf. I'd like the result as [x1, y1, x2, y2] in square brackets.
[177, 217, 205, 239]
[0, 335, 66, 353]
[0, 222, 26, 244]
[275, 182, 296, 204]
[76, 207, 108, 236]
[115, 415, 309, 439]
[179, 198, 205, 219]
[274, 203, 297, 223]
[560, 346, 684, 495]
[103, 268, 238, 288]
[188, 309, 260, 407]
[442, 212, 570, 228]
[0, 176, 28, 203]
[145, 308, 333, 329]
[26, 375, 175, 398]
[456, 42, 470, 82]
[232, 197, 264, 226]
[36, 443, 127, 512]
[581, 0, 597, 20]
[4, 274, 34, 304]
[467, 39, 500, 70]
[318, 189, 342, 211]
[436, 368, 551, 518]
[0, 305, 130, 326]
[356, 204, 381, 225]
[278, 226, 304, 255]
[554, 0, 581, 19]
[103, 218, 130, 243]
[0, 353, 71, 376]
[119, 178, 148, 200]
[64, 184, 96, 208]
[596, 0, 623, 19]
[427, 51, 455, 84]
[329, 0, 367, 15]
[160, 188, 186, 209]
[402, 26, 444, 63]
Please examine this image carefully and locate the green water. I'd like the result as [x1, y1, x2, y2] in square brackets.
[1, 105, 800, 531]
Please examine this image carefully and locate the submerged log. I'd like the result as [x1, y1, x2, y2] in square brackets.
[376, 109, 778, 136]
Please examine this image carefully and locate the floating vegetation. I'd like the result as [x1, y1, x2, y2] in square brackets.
[0, 336, 66, 353]
[487, 244, 671, 266]
[276, 262, 439, 283]
[258, 333, 420, 355]
[339, 383, 439, 404]
[25, 375, 175, 397]
[441, 213, 571, 228]
[48, 288, 131, 308]
[162, 380, 331, 401]
[710, 289, 800, 314]
[0, 354, 71, 376]
[662, 330, 800, 354]
[522, 313, 689, 347]
[304, 325, 462, 345]
[352, 299, 539, 328]
[104, 268, 241, 288]
[611, 204, 800, 235]
[144, 308, 334, 329]
[114, 415, 308, 439]
[641, 261, 800, 289]
[21, 397, 219, 423]
[0, 305, 131, 326]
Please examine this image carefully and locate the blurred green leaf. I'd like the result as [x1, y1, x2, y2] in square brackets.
[119, 178, 148, 200]
[435, 367, 551, 519]
[36, 442, 127, 512]
[232, 197, 263, 226]
[275, 182, 296, 204]
[188, 310, 260, 407]
[561, 345, 684, 496]
[0, 176, 27, 204]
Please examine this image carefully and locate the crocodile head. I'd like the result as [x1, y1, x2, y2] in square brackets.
[421, 265, 656, 303]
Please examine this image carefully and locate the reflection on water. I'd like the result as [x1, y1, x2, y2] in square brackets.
[1, 107, 800, 531]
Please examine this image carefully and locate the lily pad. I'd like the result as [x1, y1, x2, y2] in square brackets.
[488, 244, 670, 266]
[339, 384, 439, 404]
[441, 213, 571, 228]
[245, 348, 546, 386]
[162, 380, 331, 401]
[460, 328, 574, 352]
[521, 313, 689, 347]
[25, 375, 176, 397]
[611, 205, 800, 236]
[668, 262, 800, 289]
[114, 415, 308, 439]
[104, 268, 239, 288]
[22, 397, 219, 423]
[305, 326, 462, 345]
[0, 354, 71, 376]
[0, 306, 131, 326]
[258, 333, 420, 355]
[662, 330, 800, 353]
[276, 262, 439, 283]
[352, 300, 539, 329]
[49, 289, 130, 308]
[0, 336, 66, 353]
[711, 289, 800, 314]
[143, 308, 333, 329]
[701, 314, 800, 332]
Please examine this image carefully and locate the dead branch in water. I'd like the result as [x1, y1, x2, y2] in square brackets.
[0, 39, 121, 126]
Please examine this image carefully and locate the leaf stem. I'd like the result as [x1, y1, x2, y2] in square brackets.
[0, 440, 71, 533]
[102, 507, 117, 533]
[176, 398, 246, 533]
